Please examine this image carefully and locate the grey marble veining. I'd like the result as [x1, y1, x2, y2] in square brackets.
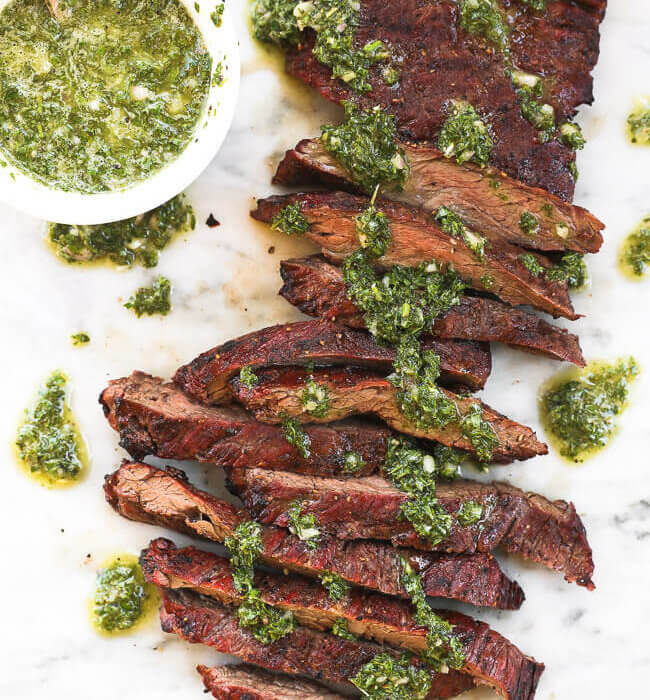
[0, 2, 649, 698]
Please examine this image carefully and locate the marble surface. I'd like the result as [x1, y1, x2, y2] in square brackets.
[1, 2, 649, 698]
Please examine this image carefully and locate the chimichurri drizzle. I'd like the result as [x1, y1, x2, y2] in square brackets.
[619, 216, 650, 279]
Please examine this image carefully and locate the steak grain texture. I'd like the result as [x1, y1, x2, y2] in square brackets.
[279, 256, 585, 365]
[105, 462, 524, 609]
[160, 588, 474, 698]
[252, 192, 577, 319]
[281, 0, 607, 199]
[100, 371, 392, 477]
[230, 365, 547, 463]
[144, 538, 543, 700]
[227, 468, 595, 588]
[273, 140, 604, 253]
[173, 319, 492, 401]
[197, 664, 346, 700]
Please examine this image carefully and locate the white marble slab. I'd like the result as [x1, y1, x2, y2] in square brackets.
[0, 2, 649, 698]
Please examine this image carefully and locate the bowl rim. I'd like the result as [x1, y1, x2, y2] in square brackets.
[0, 0, 241, 225]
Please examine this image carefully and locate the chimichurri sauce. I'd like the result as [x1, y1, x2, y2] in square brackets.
[626, 96, 650, 146]
[15, 370, 88, 487]
[0, 0, 212, 193]
[619, 215, 650, 280]
[539, 358, 639, 463]
[92, 555, 158, 635]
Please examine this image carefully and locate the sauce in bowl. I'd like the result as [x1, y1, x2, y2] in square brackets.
[0, 0, 212, 193]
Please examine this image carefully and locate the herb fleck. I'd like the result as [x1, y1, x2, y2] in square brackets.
[224, 520, 264, 594]
[282, 415, 311, 458]
[124, 276, 172, 317]
[71, 333, 90, 346]
[287, 500, 321, 548]
[559, 122, 586, 151]
[519, 211, 539, 237]
[351, 653, 432, 700]
[210, 1, 224, 26]
[271, 202, 309, 235]
[546, 253, 588, 289]
[342, 450, 366, 474]
[519, 252, 545, 277]
[456, 500, 483, 526]
[93, 559, 150, 632]
[438, 101, 493, 167]
[626, 98, 650, 146]
[239, 366, 259, 389]
[459, 403, 499, 464]
[300, 377, 330, 418]
[435, 205, 487, 260]
[619, 216, 650, 278]
[320, 572, 350, 601]
[332, 617, 357, 640]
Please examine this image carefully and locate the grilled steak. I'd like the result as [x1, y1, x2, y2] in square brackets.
[144, 539, 543, 700]
[281, 0, 607, 199]
[198, 665, 346, 700]
[173, 319, 491, 402]
[273, 140, 604, 254]
[160, 588, 474, 698]
[252, 192, 577, 319]
[229, 365, 547, 463]
[100, 372, 392, 476]
[227, 468, 595, 588]
[105, 462, 525, 609]
[279, 256, 585, 365]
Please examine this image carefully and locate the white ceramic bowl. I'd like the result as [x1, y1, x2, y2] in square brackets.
[0, 0, 240, 225]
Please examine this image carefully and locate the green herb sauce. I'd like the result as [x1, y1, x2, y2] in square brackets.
[49, 195, 195, 268]
[458, 0, 509, 54]
[332, 617, 357, 640]
[300, 377, 330, 418]
[559, 122, 586, 151]
[619, 216, 650, 279]
[546, 252, 588, 290]
[271, 202, 310, 235]
[480, 273, 495, 289]
[342, 450, 366, 474]
[71, 332, 90, 346]
[224, 520, 297, 644]
[320, 572, 350, 601]
[16, 371, 87, 487]
[239, 366, 259, 389]
[282, 415, 311, 458]
[435, 205, 487, 260]
[92, 555, 157, 634]
[211, 1, 224, 26]
[626, 97, 650, 146]
[522, 0, 547, 10]
[124, 275, 172, 317]
[519, 211, 539, 237]
[350, 653, 432, 700]
[519, 252, 545, 277]
[539, 358, 639, 462]
[356, 189, 391, 258]
[0, 0, 212, 193]
[286, 500, 321, 548]
[438, 101, 493, 167]
[456, 500, 483, 526]
[459, 403, 499, 464]
[321, 102, 409, 194]
[400, 559, 464, 671]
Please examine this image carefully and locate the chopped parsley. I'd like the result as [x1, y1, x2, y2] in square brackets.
[49, 195, 195, 268]
[459, 404, 499, 464]
[124, 275, 172, 317]
[300, 377, 330, 418]
[286, 500, 321, 548]
[16, 371, 86, 485]
[540, 358, 639, 461]
[210, 1, 224, 26]
[519, 252, 545, 277]
[559, 122, 586, 150]
[282, 415, 311, 458]
[239, 366, 259, 389]
[93, 558, 151, 632]
[400, 559, 465, 671]
[481, 273, 495, 289]
[626, 98, 650, 146]
[438, 101, 493, 167]
[522, 0, 547, 11]
[320, 572, 350, 601]
[456, 500, 483, 526]
[519, 211, 539, 237]
[619, 216, 650, 278]
[435, 205, 487, 260]
[351, 653, 432, 700]
[356, 190, 391, 258]
[223, 520, 264, 594]
[518, 91, 556, 142]
[271, 202, 309, 235]
[321, 102, 409, 193]
[332, 617, 357, 640]
[458, 0, 509, 53]
[236, 587, 296, 644]
[342, 450, 366, 474]
[71, 332, 90, 346]
[546, 253, 588, 289]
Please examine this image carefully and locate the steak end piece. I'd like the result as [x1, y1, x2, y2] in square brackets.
[227, 468, 595, 589]
[106, 461, 525, 610]
[145, 539, 542, 700]
[172, 319, 492, 400]
[160, 588, 474, 698]
[197, 664, 346, 700]
[279, 256, 586, 366]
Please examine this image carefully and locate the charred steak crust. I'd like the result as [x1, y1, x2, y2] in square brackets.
[252, 192, 578, 320]
[172, 319, 492, 402]
[197, 664, 346, 700]
[273, 141, 604, 254]
[159, 588, 474, 698]
[226, 469, 595, 589]
[105, 462, 524, 609]
[144, 538, 543, 700]
[99, 372, 392, 476]
[281, 0, 606, 200]
[229, 365, 548, 463]
[279, 256, 585, 366]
